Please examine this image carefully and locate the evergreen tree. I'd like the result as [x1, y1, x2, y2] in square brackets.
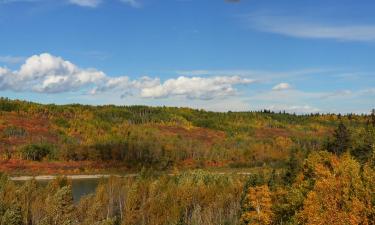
[351, 126, 374, 164]
[46, 186, 76, 225]
[267, 169, 277, 190]
[329, 122, 351, 156]
[282, 150, 300, 185]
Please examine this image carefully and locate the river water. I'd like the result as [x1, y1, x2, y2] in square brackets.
[15, 178, 101, 203]
[71, 178, 100, 202]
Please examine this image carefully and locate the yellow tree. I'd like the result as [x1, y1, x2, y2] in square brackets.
[298, 153, 369, 225]
[240, 185, 273, 225]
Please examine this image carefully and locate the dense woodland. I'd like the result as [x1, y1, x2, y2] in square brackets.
[0, 97, 375, 224]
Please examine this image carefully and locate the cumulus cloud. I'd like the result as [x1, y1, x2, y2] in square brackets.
[0, 53, 105, 93]
[69, 0, 101, 7]
[139, 76, 254, 99]
[272, 82, 291, 91]
[0, 53, 254, 100]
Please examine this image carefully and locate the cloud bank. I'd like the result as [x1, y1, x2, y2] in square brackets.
[0, 53, 373, 113]
[0, 53, 254, 100]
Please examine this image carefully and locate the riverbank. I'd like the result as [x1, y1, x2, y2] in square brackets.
[0, 159, 134, 176]
[10, 170, 254, 181]
[10, 174, 134, 181]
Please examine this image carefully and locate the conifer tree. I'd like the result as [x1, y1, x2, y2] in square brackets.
[282, 150, 300, 185]
[329, 122, 351, 155]
[46, 186, 76, 225]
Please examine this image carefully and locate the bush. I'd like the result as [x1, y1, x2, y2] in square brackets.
[20, 143, 56, 161]
[2, 126, 27, 137]
[1, 207, 22, 225]
[54, 118, 70, 128]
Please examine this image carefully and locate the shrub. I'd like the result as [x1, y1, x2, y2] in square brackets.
[54, 118, 70, 128]
[2, 126, 27, 137]
[20, 143, 56, 161]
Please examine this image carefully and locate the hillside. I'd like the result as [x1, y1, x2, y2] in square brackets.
[1, 97, 375, 224]
[0, 97, 373, 175]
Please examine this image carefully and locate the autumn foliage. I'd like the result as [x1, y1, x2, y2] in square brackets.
[0, 97, 375, 224]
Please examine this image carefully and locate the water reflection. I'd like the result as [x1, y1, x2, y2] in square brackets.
[71, 178, 100, 202]
[15, 178, 102, 203]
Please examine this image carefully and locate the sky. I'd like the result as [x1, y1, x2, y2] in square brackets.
[0, 0, 374, 114]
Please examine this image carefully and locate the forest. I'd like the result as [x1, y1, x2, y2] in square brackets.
[0, 97, 375, 224]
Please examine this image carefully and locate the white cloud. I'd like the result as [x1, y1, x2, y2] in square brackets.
[267, 104, 320, 114]
[272, 82, 291, 91]
[69, 0, 101, 7]
[139, 76, 254, 99]
[247, 14, 375, 42]
[0, 53, 254, 101]
[1, 53, 372, 113]
[0, 53, 105, 93]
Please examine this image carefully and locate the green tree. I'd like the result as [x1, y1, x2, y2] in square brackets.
[1, 207, 23, 225]
[282, 149, 301, 185]
[351, 126, 374, 164]
[46, 186, 76, 225]
[20, 143, 55, 161]
[329, 122, 351, 156]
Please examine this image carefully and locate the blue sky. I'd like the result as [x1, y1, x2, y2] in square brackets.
[0, 0, 374, 113]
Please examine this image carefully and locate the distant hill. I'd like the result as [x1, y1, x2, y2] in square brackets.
[0, 97, 373, 175]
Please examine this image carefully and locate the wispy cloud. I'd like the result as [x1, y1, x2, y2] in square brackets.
[246, 14, 375, 42]
[175, 68, 339, 85]
[319, 90, 353, 99]
[119, 0, 141, 8]
[1, 0, 141, 8]
[69, 0, 101, 8]
[267, 104, 320, 114]
[0, 0, 41, 4]
[0, 55, 26, 64]
[272, 82, 291, 91]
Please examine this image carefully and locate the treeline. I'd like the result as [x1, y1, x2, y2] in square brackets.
[239, 122, 375, 225]
[1, 97, 375, 172]
[2, 150, 375, 225]
[239, 151, 375, 225]
[0, 171, 245, 225]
